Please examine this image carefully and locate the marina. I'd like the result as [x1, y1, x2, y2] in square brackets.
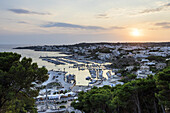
[34, 51, 123, 112]
[35, 68, 123, 112]
[0, 45, 124, 112]
[57, 58, 77, 64]
[41, 58, 66, 65]
[0, 45, 120, 86]
[1, 0, 170, 111]
[40, 54, 119, 86]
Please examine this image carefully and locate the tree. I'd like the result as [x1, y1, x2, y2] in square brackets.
[127, 74, 137, 80]
[110, 57, 138, 69]
[147, 56, 165, 63]
[155, 66, 170, 113]
[0, 52, 48, 113]
[121, 74, 137, 83]
[71, 86, 113, 113]
[72, 75, 167, 113]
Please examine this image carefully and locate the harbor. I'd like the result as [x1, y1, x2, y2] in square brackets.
[36, 68, 123, 112]
[0, 46, 124, 112]
[39, 55, 115, 85]
[36, 53, 124, 112]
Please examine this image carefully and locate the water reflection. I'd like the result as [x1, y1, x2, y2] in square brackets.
[0, 45, 110, 85]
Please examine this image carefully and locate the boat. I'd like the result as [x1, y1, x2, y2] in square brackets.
[66, 74, 75, 83]
[45, 108, 66, 113]
[89, 69, 97, 78]
[91, 73, 96, 78]
[73, 64, 77, 68]
[78, 67, 85, 71]
[89, 79, 97, 84]
[106, 71, 111, 78]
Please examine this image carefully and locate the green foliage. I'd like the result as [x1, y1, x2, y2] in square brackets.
[63, 90, 68, 94]
[0, 52, 48, 113]
[99, 48, 112, 53]
[121, 74, 137, 83]
[71, 86, 112, 113]
[166, 60, 170, 67]
[150, 66, 158, 73]
[147, 56, 165, 62]
[72, 67, 170, 113]
[61, 101, 67, 103]
[59, 105, 66, 108]
[127, 74, 137, 79]
[155, 67, 170, 109]
[71, 111, 75, 113]
[91, 48, 112, 54]
[110, 57, 137, 69]
[117, 69, 130, 77]
[0, 52, 21, 71]
[131, 66, 139, 71]
[125, 50, 133, 53]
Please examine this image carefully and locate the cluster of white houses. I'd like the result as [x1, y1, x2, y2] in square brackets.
[38, 44, 170, 60]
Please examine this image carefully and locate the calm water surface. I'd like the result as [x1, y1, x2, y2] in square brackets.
[0, 44, 110, 85]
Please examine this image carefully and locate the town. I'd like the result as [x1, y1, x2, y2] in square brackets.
[16, 42, 170, 112]
[16, 42, 170, 78]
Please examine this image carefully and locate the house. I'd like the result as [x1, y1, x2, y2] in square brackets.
[112, 50, 120, 56]
[97, 53, 113, 61]
[125, 66, 134, 71]
[136, 70, 153, 79]
[116, 73, 122, 77]
[134, 54, 148, 58]
[156, 63, 167, 69]
[140, 66, 150, 71]
[136, 65, 154, 78]
[144, 62, 156, 66]
[141, 59, 149, 62]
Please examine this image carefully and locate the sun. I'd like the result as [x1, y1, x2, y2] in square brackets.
[131, 28, 141, 37]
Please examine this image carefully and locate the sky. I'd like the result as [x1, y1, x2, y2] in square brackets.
[0, 0, 170, 45]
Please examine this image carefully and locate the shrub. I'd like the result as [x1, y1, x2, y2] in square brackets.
[59, 105, 66, 108]
[71, 111, 75, 113]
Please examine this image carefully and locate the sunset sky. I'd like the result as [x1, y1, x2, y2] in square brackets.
[0, 0, 170, 45]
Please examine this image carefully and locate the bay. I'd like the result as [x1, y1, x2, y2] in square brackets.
[0, 44, 93, 85]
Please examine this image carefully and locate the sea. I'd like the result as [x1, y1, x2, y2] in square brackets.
[0, 44, 110, 85]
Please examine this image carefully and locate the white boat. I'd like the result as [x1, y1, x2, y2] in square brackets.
[89, 69, 97, 78]
[106, 71, 111, 78]
[45, 108, 66, 113]
[89, 79, 97, 84]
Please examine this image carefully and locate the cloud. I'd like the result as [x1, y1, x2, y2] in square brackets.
[42, 22, 105, 30]
[155, 22, 170, 29]
[96, 13, 109, 19]
[17, 21, 29, 24]
[110, 26, 125, 29]
[42, 22, 125, 31]
[165, 3, 170, 7]
[8, 9, 50, 15]
[140, 2, 170, 14]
